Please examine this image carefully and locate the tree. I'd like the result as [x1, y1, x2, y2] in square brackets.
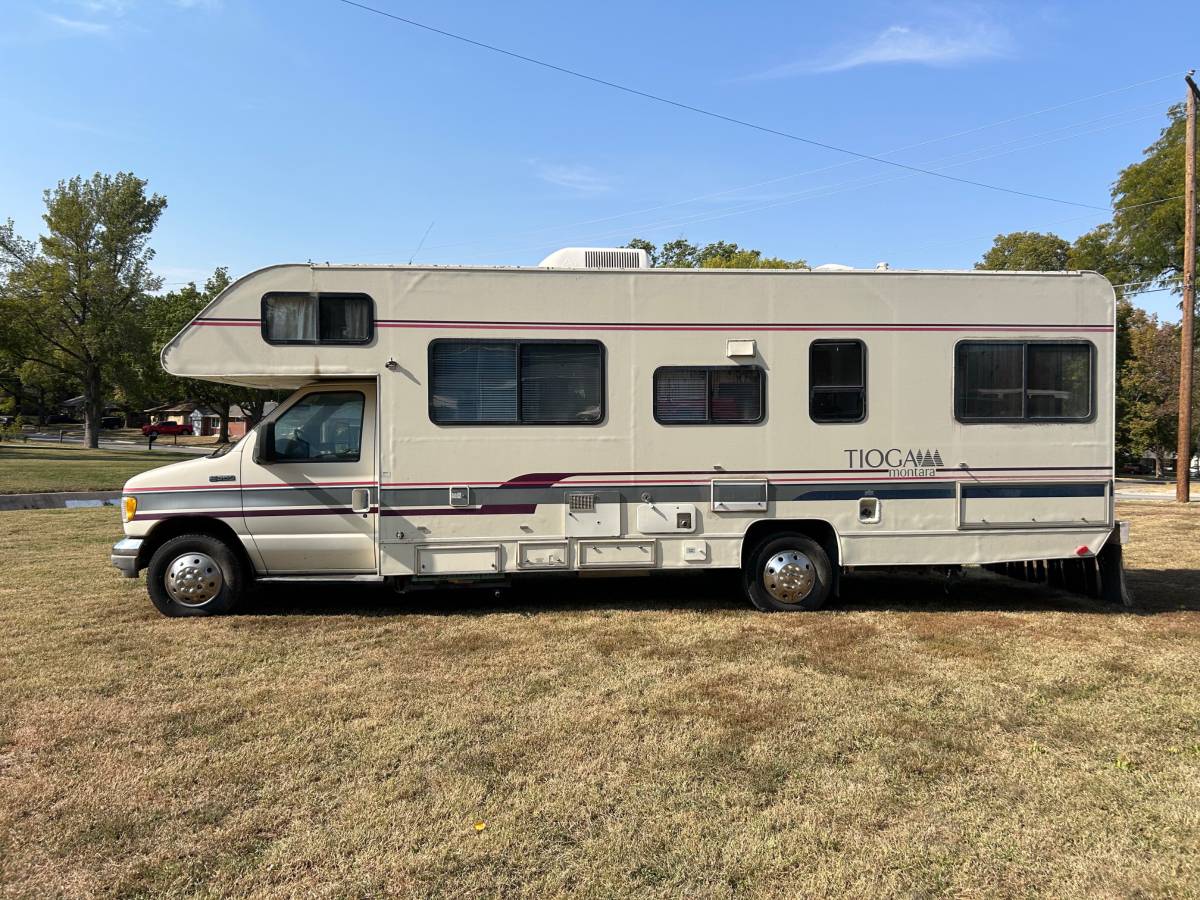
[141, 267, 281, 444]
[625, 237, 806, 269]
[1110, 104, 1191, 302]
[701, 249, 807, 269]
[1120, 310, 1182, 476]
[976, 231, 1071, 271]
[0, 172, 165, 447]
[660, 238, 699, 268]
[624, 238, 658, 267]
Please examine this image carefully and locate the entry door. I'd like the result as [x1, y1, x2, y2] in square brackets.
[241, 383, 377, 574]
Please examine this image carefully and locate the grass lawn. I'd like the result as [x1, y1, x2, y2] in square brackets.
[0, 443, 195, 494]
[0, 502, 1197, 897]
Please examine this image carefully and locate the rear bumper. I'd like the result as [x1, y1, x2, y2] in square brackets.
[111, 537, 143, 577]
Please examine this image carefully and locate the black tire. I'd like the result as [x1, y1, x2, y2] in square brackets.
[146, 533, 244, 617]
[743, 533, 833, 612]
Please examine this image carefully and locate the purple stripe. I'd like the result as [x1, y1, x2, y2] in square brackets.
[381, 504, 536, 517]
[135, 506, 376, 521]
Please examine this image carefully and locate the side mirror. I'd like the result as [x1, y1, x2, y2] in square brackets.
[254, 422, 276, 464]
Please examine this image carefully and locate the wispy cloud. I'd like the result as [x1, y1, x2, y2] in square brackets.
[536, 163, 613, 194]
[747, 13, 1012, 79]
[43, 13, 112, 35]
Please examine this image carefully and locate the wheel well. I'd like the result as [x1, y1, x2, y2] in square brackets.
[742, 519, 841, 571]
[136, 517, 255, 575]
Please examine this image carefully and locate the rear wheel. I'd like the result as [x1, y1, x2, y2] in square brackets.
[146, 534, 244, 617]
[743, 533, 833, 612]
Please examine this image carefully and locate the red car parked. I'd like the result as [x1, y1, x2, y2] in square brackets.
[142, 421, 194, 437]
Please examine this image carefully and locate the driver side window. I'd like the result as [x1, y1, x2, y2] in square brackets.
[271, 391, 364, 462]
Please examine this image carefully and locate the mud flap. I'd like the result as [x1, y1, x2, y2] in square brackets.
[984, 522, 1132, 607]
[1097, 537, 1133, 607]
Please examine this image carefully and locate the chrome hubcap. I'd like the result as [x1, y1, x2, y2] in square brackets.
[164, 552, 223, 607]
[763, 550, 816, 603]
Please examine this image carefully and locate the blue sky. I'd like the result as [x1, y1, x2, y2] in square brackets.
[0, 1, 1193, 320]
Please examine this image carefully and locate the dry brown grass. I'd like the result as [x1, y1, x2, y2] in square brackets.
[0, 503, 1197, 898]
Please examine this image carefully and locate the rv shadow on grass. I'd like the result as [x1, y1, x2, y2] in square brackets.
[231, 566, 1197, 617]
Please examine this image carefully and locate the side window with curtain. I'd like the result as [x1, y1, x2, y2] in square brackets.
[429, 340, 604, 424]
[955, 341, 1093, 422]
[263, 294, 316, 343]
[810, 340, 866, 422]
[654, 366, 764, 424]
[262, 293, 373, 344]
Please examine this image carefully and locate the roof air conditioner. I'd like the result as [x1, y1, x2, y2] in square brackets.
[537, 247, 651, 269]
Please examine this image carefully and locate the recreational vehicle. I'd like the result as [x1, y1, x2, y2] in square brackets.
[111, 248, 1130, 616]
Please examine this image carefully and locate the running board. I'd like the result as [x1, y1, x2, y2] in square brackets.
[256, 574, 385, 583]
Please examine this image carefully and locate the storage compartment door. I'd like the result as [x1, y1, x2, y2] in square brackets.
[959, 483, 1109, 528]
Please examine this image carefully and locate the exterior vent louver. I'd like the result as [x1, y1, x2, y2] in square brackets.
[583, 249, 642, 269]
[568, 493, 596, 512]
[537, 247, 651, 269]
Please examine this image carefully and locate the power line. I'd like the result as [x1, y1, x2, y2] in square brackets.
[412, 93, 1176, 257]
[415, 79, 1182, 254]
[1112, 274, 1185, 290]
[333, 0, 1113, 212]
[451, 113, 1176, 261]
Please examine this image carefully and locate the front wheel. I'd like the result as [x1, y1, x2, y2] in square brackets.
[743, 533, 833, 612]
[146, 534, 244, 617]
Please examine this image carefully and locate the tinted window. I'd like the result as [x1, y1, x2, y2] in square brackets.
[262, 293, 374, 344]
[271, 392, 364, 461]
[1027, 344, 1092, 419]
[654, 367, 764, 424]
[319, 295, 373, 343]
[810, 340, 865, 422]
[519, 343, 603, 423]
[429, 342, 518, 423]
[429, 341, 603, 425]
[654, 369, 708, 423]
[956, 343, 1023, 419]
[955, 342, 1093, 421]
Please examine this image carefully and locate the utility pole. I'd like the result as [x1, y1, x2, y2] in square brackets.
[1178, 71, 1198, 503]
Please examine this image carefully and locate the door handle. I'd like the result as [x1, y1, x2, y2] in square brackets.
[351, 488, 371, 515]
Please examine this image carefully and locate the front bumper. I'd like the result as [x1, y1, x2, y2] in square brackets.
[111, 537, 144, 577]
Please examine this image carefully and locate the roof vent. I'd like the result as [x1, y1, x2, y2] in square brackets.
[537, 247, 651, 269]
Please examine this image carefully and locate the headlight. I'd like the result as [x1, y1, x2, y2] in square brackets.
[122, 496, 137, 523]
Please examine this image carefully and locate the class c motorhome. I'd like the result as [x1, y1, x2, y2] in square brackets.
[111, 248, 1130, 616]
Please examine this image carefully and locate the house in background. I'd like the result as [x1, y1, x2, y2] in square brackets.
[61, 396, 142, 426]
[144, 400, 276, 438]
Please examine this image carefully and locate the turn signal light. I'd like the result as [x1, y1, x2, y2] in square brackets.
[122, 496, 137, 523]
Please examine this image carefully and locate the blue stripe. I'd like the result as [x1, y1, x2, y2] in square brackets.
[961, 484, 1106, 499]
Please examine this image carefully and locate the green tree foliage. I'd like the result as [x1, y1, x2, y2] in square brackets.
[1110, 104, 1191, 300]
[975, 231, 1071, 271]
[1118, 309, 1199, 474]
[624, 238, 658, 267]
[143, 268, 278, 443]
[0, 172, 165, 447]
[625, 237, 806, 269]
[700, 250, 807, 269]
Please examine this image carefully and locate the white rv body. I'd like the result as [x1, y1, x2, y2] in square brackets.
[113, 257, 1125, 611]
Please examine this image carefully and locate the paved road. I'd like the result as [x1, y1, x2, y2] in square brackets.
[1115, 491, 1196, 502]
[0, 491, 122, 511]
[18, 432, 213, 456]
